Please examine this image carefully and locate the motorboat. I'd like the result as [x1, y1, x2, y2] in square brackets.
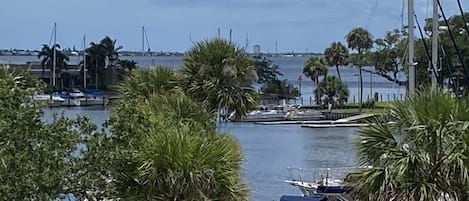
[51, 89, 108, 107]
[280, 195, 327, 201]
[238, 109, 287, 122]
[284, 167, 352, 199]
[81, 88, 108, 106]
[286, 109, 325, 121]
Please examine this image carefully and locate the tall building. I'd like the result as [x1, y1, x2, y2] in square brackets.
[253, 44, 261, 56]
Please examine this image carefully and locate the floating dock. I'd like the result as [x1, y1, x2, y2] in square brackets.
[254, 120, 336, 125]
[300, 123, 370, 128]
[254, 113, 376, 128]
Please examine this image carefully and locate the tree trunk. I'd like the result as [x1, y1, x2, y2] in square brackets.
[336, 65, 341, 81]
[358, 51, 363, 112]
[316, 79, 321, 106]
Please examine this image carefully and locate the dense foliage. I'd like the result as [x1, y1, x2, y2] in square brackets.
[102, 66, 250, 200]
[252, 56, 283, 84]
[0, 67, 100, 200]
[346, 88, 469, 200]
[260, 79, 299, 100]
[83, 36, 137, 89]
[314, 76, 349, 107]
[180, 38, 258, 120]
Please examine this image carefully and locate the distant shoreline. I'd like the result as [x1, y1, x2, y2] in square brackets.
[0, 49, 322, 58]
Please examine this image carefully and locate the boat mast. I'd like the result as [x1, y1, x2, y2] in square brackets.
[408, 0, 415, 94]
[52, 22, 57, 88]
[83, 35, 87, 89]
[431, 0, 438, 88]
[142, 26, 145, 56]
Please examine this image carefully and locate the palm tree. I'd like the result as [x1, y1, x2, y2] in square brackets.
[180, 38, 258, 120]
[346, 27, 373, 112]
[118, 66, 177, 99]
[85, 42, 105, 89]
[107, 80, 248, 200]
[303, 56, 328, 105]
[324, 42, 348, 81]
[37, 44, 69, 74]
[99, 36, 122, 68]
[315, 76, 349, 107]
[345, 88, 469, 201]
[85, 36, 123, 89]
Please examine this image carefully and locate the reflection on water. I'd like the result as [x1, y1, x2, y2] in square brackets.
[42, 108, 358, 201]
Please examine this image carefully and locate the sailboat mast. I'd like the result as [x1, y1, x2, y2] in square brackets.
[142, 26, 145, 56]
[431, 0, 438, 88]
[52, 22, 57, 88]
[83, 35, 87, 89]
[408, 0, 415, 94]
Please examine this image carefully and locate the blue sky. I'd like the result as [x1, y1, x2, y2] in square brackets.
[1, 0, 467, 53]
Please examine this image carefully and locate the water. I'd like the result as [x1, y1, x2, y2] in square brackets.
[1, 55, 406, 102]
[3, 50, 402, 201]
[42, 107, 357, 201]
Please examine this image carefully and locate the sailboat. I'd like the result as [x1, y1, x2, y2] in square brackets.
[141, 26, 152, 56]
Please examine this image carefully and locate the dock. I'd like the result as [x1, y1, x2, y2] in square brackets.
[255, 120, 336, 125]
[254, 113, 377, 128]
[300, 123, 370, 128]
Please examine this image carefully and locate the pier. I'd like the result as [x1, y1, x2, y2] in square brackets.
[254, 113, 376, 128]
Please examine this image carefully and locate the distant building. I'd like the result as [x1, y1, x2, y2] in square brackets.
[253, 45, 261, 56]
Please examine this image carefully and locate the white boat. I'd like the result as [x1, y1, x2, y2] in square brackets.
[33, 94, 52, 102]
[286, 107, 324, 121]
[284, 167, 352, 197]
[242, 109, 287, 122]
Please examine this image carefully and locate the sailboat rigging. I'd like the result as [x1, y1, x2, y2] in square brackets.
[48, 22, 58, 88]
[141, 26, 152, 56]
[83, 35, 87, 89]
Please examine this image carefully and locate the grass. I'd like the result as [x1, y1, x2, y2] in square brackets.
[320, 101, 395, 115]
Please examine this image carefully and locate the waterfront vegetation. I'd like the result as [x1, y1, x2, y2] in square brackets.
[346, 88, 469, 200]
[180, 38, 258, 120]
[38, 44, 69, 74]
[0, 39, 252, 200]
[2, 11, 469, 201]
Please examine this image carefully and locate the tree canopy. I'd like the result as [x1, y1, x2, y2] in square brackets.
[0, 67, 101, 200]
[180, 38, 258, 120]
[346, 88, 469, 200]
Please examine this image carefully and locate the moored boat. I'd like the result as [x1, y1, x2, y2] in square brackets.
[284, 167, 352, 200]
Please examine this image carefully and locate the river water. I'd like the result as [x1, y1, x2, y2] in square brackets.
[8, 55, 390, 200]
[43, 107, 357, 201]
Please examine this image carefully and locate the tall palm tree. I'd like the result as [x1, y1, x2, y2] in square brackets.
[345, 88, 469, 201]
[37, 44, 69, 74]
[324, 42, 349, 81]
[346, 27, 373, 112]
[85, 36, 123, 89]
[303, 56, 328, 105]
[180, 38, 258, 120]
[99, 36, 122, 68]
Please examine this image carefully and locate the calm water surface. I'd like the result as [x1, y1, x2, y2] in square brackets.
[43, 107, 358, 201]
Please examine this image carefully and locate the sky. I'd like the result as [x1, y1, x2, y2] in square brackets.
[0, 0, 467, 53]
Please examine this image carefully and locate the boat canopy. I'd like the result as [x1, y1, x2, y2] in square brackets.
[280, 195, 325, 201]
